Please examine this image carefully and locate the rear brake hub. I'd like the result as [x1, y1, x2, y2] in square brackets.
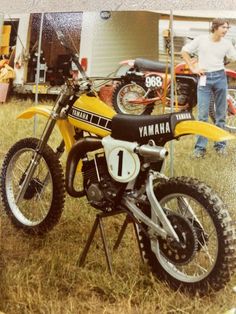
[159, 212, 198, 265]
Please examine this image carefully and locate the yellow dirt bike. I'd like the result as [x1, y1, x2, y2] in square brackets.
[1, 52, 236, 295]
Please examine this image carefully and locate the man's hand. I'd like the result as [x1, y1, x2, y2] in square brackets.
[181, 51, 205, 76]
[190, 66, 205, 76]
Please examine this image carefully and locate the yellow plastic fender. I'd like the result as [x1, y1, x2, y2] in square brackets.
[174, 120, 236, 141]
[17, 105, 76, 152]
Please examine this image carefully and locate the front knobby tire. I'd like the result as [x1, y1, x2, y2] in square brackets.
[112, 81, 154, 115]
[139, 177, 236, 295]
[1, 137, 65, 235]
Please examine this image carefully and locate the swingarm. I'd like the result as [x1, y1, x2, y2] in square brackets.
[122, 171, 180, 242]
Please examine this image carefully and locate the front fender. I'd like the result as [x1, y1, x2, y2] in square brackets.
[174, 120, 235, 141]
[17, 105, 75, 151]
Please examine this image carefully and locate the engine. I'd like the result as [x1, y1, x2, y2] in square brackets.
[177, 82, 192, 105]
[175, 76, 197, 107]
[82, 154, 126, 211]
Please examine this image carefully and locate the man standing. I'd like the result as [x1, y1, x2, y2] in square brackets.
[181, 18, 236, 157]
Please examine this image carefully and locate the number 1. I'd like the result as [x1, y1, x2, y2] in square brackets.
[117, 150, 123, 176]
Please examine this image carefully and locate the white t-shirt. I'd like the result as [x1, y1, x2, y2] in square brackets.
[181, 34, 236, 72]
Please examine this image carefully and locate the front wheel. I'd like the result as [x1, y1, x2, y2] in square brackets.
[139, 177, 236, 294]
[0, 137, 65, 235]
[209, 87, 236, 132]
[112, 81, 154, 115]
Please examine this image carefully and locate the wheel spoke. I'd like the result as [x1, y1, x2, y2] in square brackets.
[191, 262, 208, 275]
[35, 190, 48, 219]
[115, 83, 152, 114]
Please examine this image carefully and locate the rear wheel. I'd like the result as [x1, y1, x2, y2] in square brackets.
[139, 177, 236, 294]
[0, 137, 65, 235]
[209, 86, 236, 132]
[112, 81, 154, 115]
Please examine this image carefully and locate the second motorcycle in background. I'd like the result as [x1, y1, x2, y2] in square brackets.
[111, 57, 236, 132]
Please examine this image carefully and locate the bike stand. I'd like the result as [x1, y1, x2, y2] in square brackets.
[78, 209, 144, 275]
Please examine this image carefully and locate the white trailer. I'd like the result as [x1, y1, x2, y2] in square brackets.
[1, 11, 160, 95]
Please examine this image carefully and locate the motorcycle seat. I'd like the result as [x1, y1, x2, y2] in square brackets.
[134, 58, 171, 73]
[111, 112, 194, 145]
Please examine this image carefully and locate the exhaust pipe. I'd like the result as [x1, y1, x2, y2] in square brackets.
[66, 137, 103, 197]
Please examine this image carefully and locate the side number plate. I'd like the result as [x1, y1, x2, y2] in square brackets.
[145, 75, 163, 89]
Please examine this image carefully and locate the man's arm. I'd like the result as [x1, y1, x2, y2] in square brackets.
[226, 41, 236, 61]
[181, 50, 205, 76]
[181, 36, 205, 76]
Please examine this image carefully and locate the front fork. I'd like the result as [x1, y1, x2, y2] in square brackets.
[16, 90, 69, 204]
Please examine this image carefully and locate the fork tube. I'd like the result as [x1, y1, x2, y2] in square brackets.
[35, 140, 65, 201]
[37, 90, 69, 154]
[16, 89, 69, 204]
[16, 152, 42, 204]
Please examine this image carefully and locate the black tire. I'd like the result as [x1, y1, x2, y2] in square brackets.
[0, 137, 65, 235]
[112, 81, 154, 115]
[209, 86, 236, 133]
[139, 177, 236, 294]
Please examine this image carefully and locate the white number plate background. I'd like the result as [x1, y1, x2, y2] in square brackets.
[108, 147, 139, 182]
[102, 136, 140, 183]
[145, 75, 163, 88]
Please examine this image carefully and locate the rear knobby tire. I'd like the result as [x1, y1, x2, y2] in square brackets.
[1, 137, 65, 235]
[139, 176, 236, 295]
[112, 81, 154, 115]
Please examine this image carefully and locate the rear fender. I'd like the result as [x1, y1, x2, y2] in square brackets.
[17, 105, 75, 151]
[174, 120, 235, 141]
[119, 59, 135, 67]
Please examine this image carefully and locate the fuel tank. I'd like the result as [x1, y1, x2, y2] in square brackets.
[68, 94, 116, 137]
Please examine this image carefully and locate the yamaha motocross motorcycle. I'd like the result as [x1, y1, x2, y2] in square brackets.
[1, 52, 236, 295]
[112, 58, 236, 132]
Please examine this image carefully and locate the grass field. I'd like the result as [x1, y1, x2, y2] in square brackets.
[0, 97, 236, 314]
